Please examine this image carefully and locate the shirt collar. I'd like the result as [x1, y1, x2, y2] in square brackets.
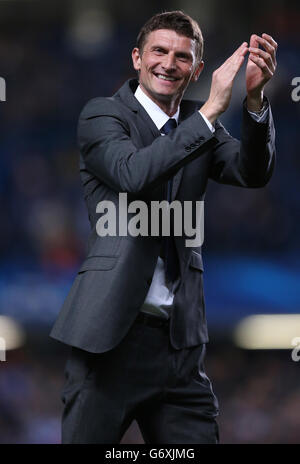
[134, 85, 180, 131]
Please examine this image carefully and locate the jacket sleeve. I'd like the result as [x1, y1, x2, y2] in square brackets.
[77, 97, 217, 195]
[209, 97, 276, 187]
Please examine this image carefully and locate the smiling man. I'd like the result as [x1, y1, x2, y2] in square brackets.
[50, 11, 277, 444]
[132, 27, 204, 115]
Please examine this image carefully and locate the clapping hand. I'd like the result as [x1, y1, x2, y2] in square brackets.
[246, 33, 278, 111]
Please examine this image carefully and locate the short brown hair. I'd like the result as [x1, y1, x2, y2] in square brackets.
[136, 10, 204, 65]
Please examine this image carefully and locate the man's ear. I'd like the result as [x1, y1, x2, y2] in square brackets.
[192, 60, 204, 82]
[132, 48, 142, 72]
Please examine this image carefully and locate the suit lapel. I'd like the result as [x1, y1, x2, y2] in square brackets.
[136, 104, 161, 142]
[115, 79, 200, 201]
[115, 78, 161, 144]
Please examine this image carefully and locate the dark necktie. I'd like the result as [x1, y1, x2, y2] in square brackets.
[160, 118, 180, 284]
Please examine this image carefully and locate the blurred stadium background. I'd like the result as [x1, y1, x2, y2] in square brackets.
[0, 0, 300, 443]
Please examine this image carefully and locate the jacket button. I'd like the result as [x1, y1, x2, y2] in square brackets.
[198, 136, 205, 142]
[147, 278, 152, 285]
[185, 146, 191, 152]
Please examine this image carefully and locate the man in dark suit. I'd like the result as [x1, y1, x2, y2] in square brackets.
[50, 11, 277, 443]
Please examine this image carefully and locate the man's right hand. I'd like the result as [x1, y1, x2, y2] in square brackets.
[200, 42, 249, 124]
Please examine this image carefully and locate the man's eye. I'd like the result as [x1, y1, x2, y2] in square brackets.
[154, 49, 164, 54]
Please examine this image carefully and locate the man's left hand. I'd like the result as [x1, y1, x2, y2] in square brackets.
[246, 33, 278, 112]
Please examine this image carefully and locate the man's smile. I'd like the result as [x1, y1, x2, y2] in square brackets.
[153, 72, 180, 83]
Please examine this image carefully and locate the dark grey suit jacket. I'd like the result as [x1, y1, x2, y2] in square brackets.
[50, 78, 275, 353]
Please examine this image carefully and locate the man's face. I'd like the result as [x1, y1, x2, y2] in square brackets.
[132, 29, 204, 108]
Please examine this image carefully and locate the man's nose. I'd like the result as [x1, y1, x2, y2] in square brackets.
[162, 53, 176, 71]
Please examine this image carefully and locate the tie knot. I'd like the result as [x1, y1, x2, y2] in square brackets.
[161, 118, 177, 135]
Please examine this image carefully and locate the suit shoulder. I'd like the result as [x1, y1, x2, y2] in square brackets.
[79, 96, 124, 120]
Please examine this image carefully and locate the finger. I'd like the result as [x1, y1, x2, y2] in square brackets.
[225, 42, 248, 65]
[248, 46, 275, 72]
[235, 42, 249, 56]
[262, 33, 278, 50]
[224, 53, 246, 80]
[217, 43, 247, 73]
[219, 53, 245, 78]
[254, 36, 277, 66]
[227, 42, 248, 60]
[239, 44, 249, 57]
[216, 42, 248, 79]
[255, 35, 276, 53]
[249, 53, 273, 79]
[213, 53, 245, 88]
[235, 54, 247, 73]
[249, 34, 259, 49]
